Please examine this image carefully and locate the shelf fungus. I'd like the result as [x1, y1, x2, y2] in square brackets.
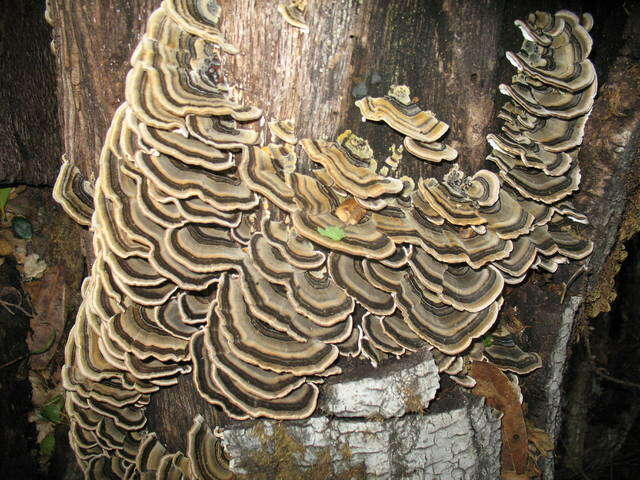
[300, 132, 404, 200]
[53, 155, 95, 227]
[356, 84, 458, 163]
[55, 2, 596, 477]
[277, 0, 309, 32]
[268, 119, 298, 145]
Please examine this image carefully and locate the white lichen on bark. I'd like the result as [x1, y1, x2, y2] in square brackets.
[318, 349, 440, 418]
[222, 351, 502, 479]
[543, 295, 583, 479]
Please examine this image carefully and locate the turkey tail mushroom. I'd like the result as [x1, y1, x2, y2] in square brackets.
[484, 8, 595, 285]
[53, 155, 95, 226]
[54, 2, 597, 475]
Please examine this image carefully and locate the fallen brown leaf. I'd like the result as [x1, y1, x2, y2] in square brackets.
[526, 420, 553, 458]
[24, 266, 66, 371]
[469, 361, 529, 476]
[501, 470, 530, 480]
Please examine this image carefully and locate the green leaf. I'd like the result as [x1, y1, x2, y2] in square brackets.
[30, 329, 56, 355]
[317, 226, 346, 242]
[0, 187, 12, 220]
[482, 335, 494, 347]
[12, 216, 33, 239]
[40, 403, 62, 423]
[49, 394, 64, 409]
[40, 432, 55, 457]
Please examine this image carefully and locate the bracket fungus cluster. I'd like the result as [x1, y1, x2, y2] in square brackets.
[54, 2, 596, 478]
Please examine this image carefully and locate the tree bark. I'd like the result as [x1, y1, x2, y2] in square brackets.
[47, 0, 640, 478]
[0, 0, 61, 186]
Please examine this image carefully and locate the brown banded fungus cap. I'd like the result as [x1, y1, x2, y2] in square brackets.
[288, 172, 397, 259]
[395, 272, 504, 355]
[187, 274, 332, 420]
[186, 115, 261, 149]
[187, 415, 233, 480]
[237, 146, 297, 212]
[137, 121, 236, 173]
[499, 76, 596, 120]
[153, 296, 202, 337]
[328, 252, 397, 316]
[487, 131, 576, 177]
[260, 214, 326, 270]
[106, 305, 190, 364]
[355, 85, 450, 143]
[378, 311, 425, 352]
[268, 119, 298, 145]
[155, 452, 193, 480]
[215, 273, 339, 375]
[53, 155, 95, 227]
[133, 150, 258, 212]
[248, 234, 355, 326]
[482, 326, 543, 375]
[488, 150, 581, 204]
[163, 0, 237, 53]
[408, 248, 504, 313]
[277, 0, 309, 32]
[301, 132, 404, 199]
[496, 102, 588, 153]
[203, 312, 318, 418]
[127, 9, 261, 131]
[129, 40, 249, 122]
[190, 331, 251, 420]
[389, 210, 513, 269]
[404, 137, 458, 163]
[493, 237, 539, 283]
[362, 313, 405, 356]
[361, 258, 406, 294]
[239, 261, 353, 344]
[509, 11, 595, 92]
[487, 8, 596, 257]
[163, 223, 244, 274]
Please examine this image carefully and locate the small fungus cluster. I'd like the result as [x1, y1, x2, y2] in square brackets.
[277, 0, 309, 32]
[54, 2, 596, 478]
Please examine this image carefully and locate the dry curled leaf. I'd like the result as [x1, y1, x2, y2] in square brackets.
[469, 361, 528, 476]
[24, 266, 66, 370]
[526, 420, 553, 458]
[523, 420, 553, 477]
[501, 471, 530, 480]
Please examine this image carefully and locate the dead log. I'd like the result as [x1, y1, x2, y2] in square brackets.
[47, 1, 640, 478]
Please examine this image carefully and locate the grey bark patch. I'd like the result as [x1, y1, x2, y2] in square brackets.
[542, 295, 582, 479]
[319, 348, 439, 418]
[222, 350, 501, 479]
[223, 395, 501, 479]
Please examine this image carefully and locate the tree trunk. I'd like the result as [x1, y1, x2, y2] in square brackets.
[0, 0, 61, 185]
[46, 0, 640, 478]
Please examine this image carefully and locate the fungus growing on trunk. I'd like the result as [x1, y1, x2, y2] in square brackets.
[53, 1, 597, 476]
[355, 85, 450, 143]
[277, 0, 309, 32]
[268, 119, 298, 145]
[52, 156, 94, 226]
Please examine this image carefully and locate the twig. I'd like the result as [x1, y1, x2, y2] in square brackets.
[558, 436, 594, 480]
[561, 265, 587, 303]
[594, 367, 640, 390]
[0, 298, 33, 317]
[0, 354, 28, 370]
[0, 287, 34, 317]
[584, 333, 640, 390]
